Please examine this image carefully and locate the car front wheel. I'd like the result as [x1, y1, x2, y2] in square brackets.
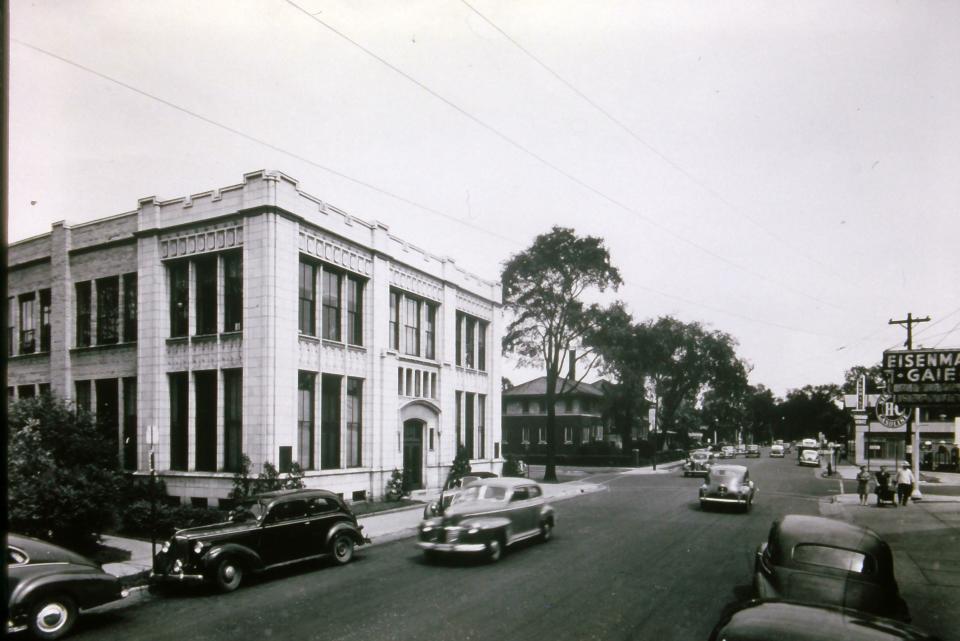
[540, 521, 553, 542]
[330, 533, 355, 565]
[213, 557, 244, 593]
[486, 539, 502, 563]
[29, 594, 77, 640]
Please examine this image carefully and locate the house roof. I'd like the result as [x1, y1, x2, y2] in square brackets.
[503, 376, 605, 398]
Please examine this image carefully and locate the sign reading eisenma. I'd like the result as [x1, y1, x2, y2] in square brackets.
[882, 349, 960, 405]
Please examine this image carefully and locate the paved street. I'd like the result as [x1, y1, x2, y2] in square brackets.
[65, 455, 957, 641]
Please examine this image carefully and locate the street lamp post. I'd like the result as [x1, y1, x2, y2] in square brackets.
[146, 424, 158, 572]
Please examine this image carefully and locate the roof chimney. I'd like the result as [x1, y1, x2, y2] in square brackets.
[568, 350, 576, 381]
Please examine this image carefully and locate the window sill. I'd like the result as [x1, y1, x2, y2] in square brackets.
[397, 353, 440, 367]
[8, 351, 49, 360]
[455, 365, 488, 375]
[302, 468, 371, 476]
[71, 342, 137, 354]
[191, 333, 218, 342]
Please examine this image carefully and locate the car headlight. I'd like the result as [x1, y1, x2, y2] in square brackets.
[161, 540, 171, 553]
[467, 527, 480, 535]
[193, 541, 206, 555]
[421, 525, 433, 532]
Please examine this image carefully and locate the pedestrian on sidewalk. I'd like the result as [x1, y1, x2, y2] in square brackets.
[856, 466, 872, 506]
[896, 463, 915, 506]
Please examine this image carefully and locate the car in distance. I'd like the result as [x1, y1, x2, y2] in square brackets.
[699, 464, 756, 512]
[736, 444, 748, 456]
[423, 472, 499, 519]
[682, 450, 713, 477]
[7, 533, 128, 640]
[720, 445, 737, 459]
[745, 444, 761, 458]
[754, 514, 910, 622]
[799, 448, 821, 467]
[708, 601, 938, 641]
[151, 488, 367, 592]
[418, 478, 555, 563]
[769, 444, 785, 457]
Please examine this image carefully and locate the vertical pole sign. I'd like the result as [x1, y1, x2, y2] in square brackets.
[147, 424, 159, 571]
[648, 406, 657, 471]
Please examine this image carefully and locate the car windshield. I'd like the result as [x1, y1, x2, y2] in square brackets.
[802, 450, 818, 459]
[452, 484, 509, 504]
[235, 500, 268, 522]
[692, 453, 708, 460]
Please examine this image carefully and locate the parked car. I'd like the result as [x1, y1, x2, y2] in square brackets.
[151, 489, 367, 592]
[709, 601, 938, 641]
[799, 448, 821, 467]
[770, 444, 785, 458]
[736, 444, 748, 456]
[746, 444, 761, 458]
[682, 450, 713, 477]
[754, 515, 910, 621]
[699, 464, 756, 512]
[7, 533, 128, 640]
[423, 473, 499, 519]
[418, 478, 555, 562]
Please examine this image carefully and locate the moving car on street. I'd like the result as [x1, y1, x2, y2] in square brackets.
[7, 533, 128, 640]
[753, 514, 910, 621]
[682, 450, 713, 477]
[418, 478, 555, 563]
[770, 444, 785, 457]
[699, 464, 756, 512]
[423, 472, 499, 518]
[721, 445, 737, 459]
[709, 601, 938, 641]
[151, 488, 367, 593]
[736, 444, 748, 456]
[799, 448, 821, 467]
[746, 444, 761, 458]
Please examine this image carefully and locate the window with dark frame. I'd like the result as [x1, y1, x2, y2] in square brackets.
[169, 372, 189, 471]
[7, 297, 15, 356]
[18, 384, 36, 399]
[123, 378, 137, 471]
[478, 320, 487, 371]
[322, 269, 342, 341]
[168, 263, 188, 338]
[298, 371, 316, 470]
[223, 253, 243, 332]
[75, 380, 91, 412]
[321, 374, 341, 469]
[224, 369, 243, 472]
[346, 378, 362, 467]
[96, 276, 119, 345]
[19, 293, 36, 353]
[465, 392, 475, 458]
[76, 281, 92, 346]
[299, 260, 317, 336]
[478, 394, 486, 458]
[194, 370, 217, 472]
[455, 312, 463, 365]
[389, 290, 400, 350]
[39, 289, 51, 351]
[195, 256, 217, 335]
[122, 275, 137, 342]
[404, 297, 420, 356]
[425, 303, 436, 360]
[456, 391, 463, 449]
[347, 276, 363, 346]
[465, 317, 476, 368]
[96, 378, 119, 459]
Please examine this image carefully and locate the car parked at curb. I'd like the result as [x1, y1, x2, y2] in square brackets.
[7, 533, 128, 640]
[709, 600, 938, 641]
[418, 478, 555, 563]
[151, 488, 368, 593]
[683, 450, 713, 477]
[754, 515, 910, 622]
[699, 464, 756, 512]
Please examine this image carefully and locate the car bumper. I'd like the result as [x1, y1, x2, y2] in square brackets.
[770, 453, 784, 457]
[799, 460, 820, 466]
[700, 495, 750, 504]
[417, 541, 487, 553]
[150, 570, 206, 583]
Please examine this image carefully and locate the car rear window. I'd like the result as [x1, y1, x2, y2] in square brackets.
[793, 544, 875, 574]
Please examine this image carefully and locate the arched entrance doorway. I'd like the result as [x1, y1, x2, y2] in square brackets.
[402, 420, 425, 492]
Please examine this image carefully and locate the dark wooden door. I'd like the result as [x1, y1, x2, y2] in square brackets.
[403, 421, 423, 491]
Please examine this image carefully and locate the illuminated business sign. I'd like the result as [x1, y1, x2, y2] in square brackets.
[883, 349, 960, 405]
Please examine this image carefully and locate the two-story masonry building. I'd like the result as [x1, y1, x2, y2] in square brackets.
[7, 170, 503, 505]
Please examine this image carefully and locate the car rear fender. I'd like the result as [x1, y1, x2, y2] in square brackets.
[203, 543, 263, 573]
[326, 521, 367, 547]
[11, 570, 121, 612]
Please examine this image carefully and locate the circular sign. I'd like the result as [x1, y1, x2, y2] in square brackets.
[875, 394, 908, 428]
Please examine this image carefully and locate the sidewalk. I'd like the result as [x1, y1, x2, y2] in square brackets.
[825, 493, 960, 640]
[837, 463, 960, 486]
[101, 469, 629, 580]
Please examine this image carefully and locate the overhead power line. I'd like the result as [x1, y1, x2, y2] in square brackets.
[458, 0, 833, 274]
[12, 39, 520, 248]
[282, 0, 849, 314]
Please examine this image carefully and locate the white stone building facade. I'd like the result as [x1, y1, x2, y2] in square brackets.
[7, 170, 503, 504]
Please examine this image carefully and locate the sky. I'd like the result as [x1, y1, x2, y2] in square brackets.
[8, 0, 960, 397]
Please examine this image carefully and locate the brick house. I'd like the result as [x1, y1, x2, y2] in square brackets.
[6, 170, 503, 504]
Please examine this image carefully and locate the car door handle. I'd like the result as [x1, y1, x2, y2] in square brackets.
[304, 521, 311, 525]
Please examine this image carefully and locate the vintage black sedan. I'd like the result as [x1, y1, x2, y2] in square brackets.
[151, 489, 367, 592]
[682, 450, 713, 477]
[418, 478, 555, 562]
[754, 515, 910, 621]
[699, 464, 756, 511]
[709, 601, 940, 641]
[7, 533, 127, 640]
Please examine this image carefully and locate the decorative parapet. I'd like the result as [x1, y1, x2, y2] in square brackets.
[456, 291, 495, 320]
[160, 223, 244, 260]
[390, 264, 443, 301]
[298, 230, 373, 277]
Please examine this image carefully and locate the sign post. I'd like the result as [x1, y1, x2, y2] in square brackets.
[648, 406, 658, 471]
[146, 424, 159, 572]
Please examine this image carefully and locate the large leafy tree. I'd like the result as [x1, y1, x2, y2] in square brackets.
[8, 394, 125, 549]
[502, 226, 622, 481]
[777, 385, 850, 443]
[842, 363, 886, 394]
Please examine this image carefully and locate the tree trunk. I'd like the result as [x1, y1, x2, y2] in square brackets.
[544, 371, 558, 482]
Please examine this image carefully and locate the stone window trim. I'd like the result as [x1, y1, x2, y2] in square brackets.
[390, 288, 438, 362]
[454, 310, 488, 373]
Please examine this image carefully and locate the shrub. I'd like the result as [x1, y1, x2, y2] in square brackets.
[447, 447, 472, 486]
[119, 501, 229, 539]
[229, 455, 306, 501]
[8, 395, 124, 550]
[385, 469, 404, 501]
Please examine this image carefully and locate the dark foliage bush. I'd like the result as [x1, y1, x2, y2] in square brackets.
[119, 501, 229, 539]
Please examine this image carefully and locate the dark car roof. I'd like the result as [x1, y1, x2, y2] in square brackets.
[8, 533, 96, 567]
[254, 488, 341, 503]
[709, 601, 940, 641]
[710, 464, 747, 474]
[775, 515, 882, 552]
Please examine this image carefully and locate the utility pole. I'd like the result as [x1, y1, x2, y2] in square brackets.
[888, 313, 930, 502]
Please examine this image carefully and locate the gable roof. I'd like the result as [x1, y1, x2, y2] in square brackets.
[503, 376, 604, 398]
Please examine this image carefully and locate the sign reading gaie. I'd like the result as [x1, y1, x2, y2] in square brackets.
[883, 349, 960, 405]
